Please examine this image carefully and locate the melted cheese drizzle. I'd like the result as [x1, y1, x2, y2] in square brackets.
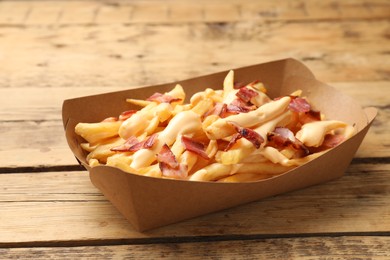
[130, 110, 202, 169]
[296, 120, 348, 147]
[206, 96, 291, 139]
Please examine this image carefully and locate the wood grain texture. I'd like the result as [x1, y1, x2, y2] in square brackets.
[0, 21, 388, 89]
[0, 0, 389, 257]
[1, 163, 389, 245]
[1, 236, 390, 259]
[0, 0, 389, 26]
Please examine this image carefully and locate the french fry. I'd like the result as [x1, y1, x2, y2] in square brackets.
[88, 158, 101, 167]
[191, 98, 214, 116]
[179, 151, 198, 173]
[106, 153, 133, 173]
[75, 70, 356, 182]
[126, 98, 152, 107]
[130, 110, 202, 169]
[86, 137, 124, 164]
[205, 97, 291, 139]
[167, 84, 186, 103]
[237, 162, 294, 174]
[223, 70, 234, 99]
[138, 164, 162, 178]
[218, 173, 274, 182]
[75, 121, 121, 145]
[215, 145, 255, 165]
[296, 120, 348, 147]
[189, 163, 236, 181]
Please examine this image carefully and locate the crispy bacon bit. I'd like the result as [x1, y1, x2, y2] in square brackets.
[234, 82, 245, 89]
[119, 110, 137, 121]
[216, 139, 230, 151]
[226, 99, 256, 114]
[273, 127, 296, 143]
[157, 144, 187, 178]
[268, 127, 293, 144]
[160, 163, 188, 179]
[299, 110, 321, 124]
[289, 97, 311, 113]
[181, 136, 209, 160]
[146, 92, 182, 103]
[321, 134, 345, 149]
[111, 136, 140, 152]
[308, 134, 345, 154]
[143, 133, 158, 149]
[204, 103, 227, 117]
[127, 141, 144, 152]
[111, 134, 158, 152]
[267, 127, 309, 156]
[238, 127, 264, 149]
[224, 133, 242, 151]
[227, 121, 264, 149]
[236, 87, 258, 103]
[157, 144, 179, 168]
[101, 117, 118, 122]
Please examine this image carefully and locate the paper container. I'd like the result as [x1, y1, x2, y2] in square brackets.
[62, 58, 377, 231]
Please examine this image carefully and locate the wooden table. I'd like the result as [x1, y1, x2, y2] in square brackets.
[1, 0, 389, 258]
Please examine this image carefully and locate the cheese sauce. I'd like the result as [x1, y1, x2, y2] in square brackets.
[296, 120, 348, 147]
[206, 96, 291, 139]
[130, 110, 202, 169]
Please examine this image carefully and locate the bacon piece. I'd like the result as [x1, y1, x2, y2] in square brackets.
[308, 134, 345, 154]
[159, 163, 188, 179]
[119, 110, 137, 121]
[234, 81, 245, 89]
[236, 86, 258, 103]
[227, 121, 264, 149]
[299, 110, 321, 124]
[111, 136, 140, 152]
[224, 133, 242, 151]
[111, 134, 158, 152]
[226, 99, 256, 114]
[181, 136, 209, 160]
[157, 144, 179, 168]
[267, 127, 309, 156]
[204, 103, 227, 117]
[146, 92, 182, 103]
[157, 144, 187, 178]
[101, 117, 118, 122]
[269, 127, 295, 146]
[216, 139, 231, 151]
[143, 133, 158, 149]
[289, 97, 311, 113]
[321, 134, 345, 149]
[237, 127, 264, 149]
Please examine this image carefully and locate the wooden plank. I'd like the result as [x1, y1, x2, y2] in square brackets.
[1, 82, 387, 121]
[0, 1, 31, 24]
[0, 21, 388, 88]
[0, 121, 77, 168]
[96, 5, 134, 24]
[1, 0, 388, 26]
[1, 236, 390, 258]
[59, 1, 100, 25]
[168, 3, 204, 23]
[1, 163, 389, 244]
[25, 2, 64, 25]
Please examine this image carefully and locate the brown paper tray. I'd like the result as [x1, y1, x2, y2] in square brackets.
[63, 58, 377, 231]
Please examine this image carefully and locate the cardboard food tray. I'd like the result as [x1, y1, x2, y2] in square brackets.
[62, 58, 377, 231]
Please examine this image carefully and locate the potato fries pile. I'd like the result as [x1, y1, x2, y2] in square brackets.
[75, 71, 356, 182]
